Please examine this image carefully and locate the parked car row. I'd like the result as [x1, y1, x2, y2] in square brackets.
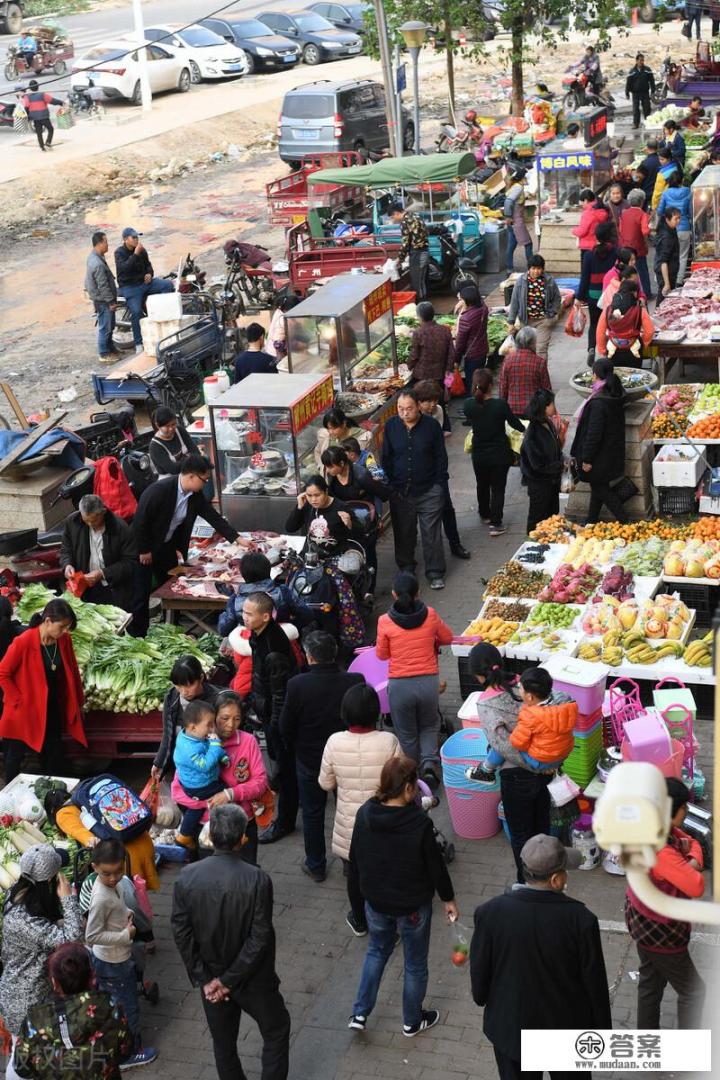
[69, 8, 367, 103]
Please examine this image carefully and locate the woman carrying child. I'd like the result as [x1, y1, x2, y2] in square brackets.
[463, 645, 576, 883]
[171, 690, 269, 865]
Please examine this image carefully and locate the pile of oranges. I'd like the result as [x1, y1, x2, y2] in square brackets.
[686, 416, 720, 439]
[578, 520, 693, 542]
[528, 515, 576, 543]
[692, 516, 720, 540]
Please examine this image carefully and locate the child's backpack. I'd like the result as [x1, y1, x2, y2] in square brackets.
[70, 773, 153, 842]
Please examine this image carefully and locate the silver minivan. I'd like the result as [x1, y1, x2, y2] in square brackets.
[277, 78, 413, 165]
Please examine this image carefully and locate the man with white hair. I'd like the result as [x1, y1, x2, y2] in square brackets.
[59, 494, 137, 610]
[171, 804, 291, 1080]
[497, 326, 552, 418]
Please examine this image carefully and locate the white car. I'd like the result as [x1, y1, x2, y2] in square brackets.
[70, 38, 191, 104]
[143, 24, 249, 82]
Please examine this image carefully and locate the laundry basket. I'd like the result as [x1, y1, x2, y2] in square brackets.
[441, 728, 500, 840]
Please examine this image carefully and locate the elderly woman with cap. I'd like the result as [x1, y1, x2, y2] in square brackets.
[454, 285, 489, 392]
[0, 845, 84, 1074]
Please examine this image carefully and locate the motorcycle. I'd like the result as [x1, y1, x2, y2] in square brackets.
[435, 111, 485, 156]
[208, 241, 291, 324]
[653, 56, 679, 105]
[67, 84, 104, 119]
[561, 66, 615, 115]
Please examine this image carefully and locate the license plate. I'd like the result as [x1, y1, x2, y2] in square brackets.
[225, 64, 243, 71]
[347, 45, 361, 52]
[295, 129, 319, 139]
[283, 54, 296, 62]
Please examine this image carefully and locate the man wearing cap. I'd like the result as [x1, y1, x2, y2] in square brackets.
[470, 834, 612, 1080]
[114, 228, 175, 351]
[21, 79, 63, 151]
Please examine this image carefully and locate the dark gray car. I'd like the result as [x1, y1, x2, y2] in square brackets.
[307, 2, 368, 34]
[199, 15, 301, 72]
[278, 78, 414, 165]
[258, 10, 362, 65]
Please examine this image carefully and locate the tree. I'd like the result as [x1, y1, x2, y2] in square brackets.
[367, 0, 637, 119]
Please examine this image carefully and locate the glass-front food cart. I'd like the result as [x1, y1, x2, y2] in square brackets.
[208, 372, 334, 532]
[692, 165, 720, 262]
[285, 273, 399, 392]
[536, 138, 613, 216]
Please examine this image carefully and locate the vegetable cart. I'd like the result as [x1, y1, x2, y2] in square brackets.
[266, 151, 365, 226]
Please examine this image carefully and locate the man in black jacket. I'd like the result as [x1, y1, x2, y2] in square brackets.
[171, 804, 291, 1080]
[243, 592, 299, 846]
[114, 227, 174, 349]
[279, 631, 364, 882]
[382, 389, 448, 590]
[470, 834, 611, 1080]
[130, 453, 242, 636]
[60, 494, 137, 611]
[625, 53, 655, 129]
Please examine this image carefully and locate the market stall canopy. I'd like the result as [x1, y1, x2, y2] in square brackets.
[307, 152, 478, 189]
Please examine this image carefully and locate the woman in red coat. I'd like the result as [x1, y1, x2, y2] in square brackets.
[0, 598, 86, 782]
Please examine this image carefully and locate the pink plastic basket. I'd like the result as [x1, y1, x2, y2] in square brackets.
[575, 706, 602, 733]
[622, 736, 684, 779]
[349, 647, 389, 715]
[608, 677, 644, 746]
[446, 785, 501, 839]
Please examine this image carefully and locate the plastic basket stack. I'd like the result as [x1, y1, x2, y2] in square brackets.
[563, 714, 604, 788]
[440, 728, 500, 840]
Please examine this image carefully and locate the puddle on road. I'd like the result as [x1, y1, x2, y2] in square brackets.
[2, 163, 282, 338]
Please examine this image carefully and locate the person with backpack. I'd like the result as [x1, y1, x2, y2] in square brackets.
[85, 838, 158, 1069]
[0, 599, 85, 783]
[595, 277, 655, 368]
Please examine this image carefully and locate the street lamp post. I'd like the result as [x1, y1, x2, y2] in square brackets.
[399, 20, 426, 156]
[131, 0, 152, 112]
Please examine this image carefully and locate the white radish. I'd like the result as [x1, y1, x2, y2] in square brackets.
[5, 859, 20, 882]
[7, 830, 34, 854]
[18, 821, 47, 844]
[0, 864, 14, 890]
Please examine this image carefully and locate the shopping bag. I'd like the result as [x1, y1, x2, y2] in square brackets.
[56, 107, 74, 130]
[449, 921, 471, 967]
[547, 772, 581, 807]
[498, 334, 515, 357]
[463, 430, 474, 454]
[139, 777, 159, 820]
[132, 874, 154, 921]
[65, 571, 89, 598]
[382, 257, 399, 281]
[564, 305, 587, 338]
[611, 477, 639, 503]
[449, 367, 466, 397]
[12, 104, 29, 135]
[560, 460, 576, 494]
[505, 419, 528, 455]
[681, 19, 691, 36]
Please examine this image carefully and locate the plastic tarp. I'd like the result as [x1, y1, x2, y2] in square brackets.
[0, 427, 86, 470]
[306, 152, 478, 189]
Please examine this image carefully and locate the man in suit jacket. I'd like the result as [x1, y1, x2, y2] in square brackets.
[60, 494, 137, 611]
[130, 453, 242, 635]
[470, 834, 611, 1080]
[277, 630, 364, 877]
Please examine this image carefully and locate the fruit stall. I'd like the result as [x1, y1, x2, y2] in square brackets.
[453, 517, 718, 700]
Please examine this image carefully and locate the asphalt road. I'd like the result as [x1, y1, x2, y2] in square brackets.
[0, 0, 361, 95]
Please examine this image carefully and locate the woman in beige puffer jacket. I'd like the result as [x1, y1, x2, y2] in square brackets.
[319, 684, 399, 933]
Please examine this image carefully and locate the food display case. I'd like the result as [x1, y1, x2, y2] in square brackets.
[285, 273, 400, 391]
[208, 372, 334, 532]
[692, 165, 720, 262]
[536, 137, 613, 216]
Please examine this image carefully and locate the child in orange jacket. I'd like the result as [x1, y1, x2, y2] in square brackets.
[467, 666, 576, 783]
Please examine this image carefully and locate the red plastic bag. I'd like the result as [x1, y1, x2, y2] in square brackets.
[449, 367, 466, 397]
[132, 874, 154, 921]
[93, 456, 137, 521]
[551, 412, 569, 447]
[65, 571, 89, 598]
[564, 305, 587, 338]
[139, 777, 159, 820]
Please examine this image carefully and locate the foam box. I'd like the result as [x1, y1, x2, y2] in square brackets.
[146, 291, 182, 321]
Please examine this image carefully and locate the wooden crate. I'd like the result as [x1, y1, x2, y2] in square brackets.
[538, 218, 582, 275]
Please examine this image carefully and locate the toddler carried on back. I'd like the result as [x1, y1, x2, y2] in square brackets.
[466, 666, 576, 783]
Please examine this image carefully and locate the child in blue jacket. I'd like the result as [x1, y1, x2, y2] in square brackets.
[173, 699, 229, 847]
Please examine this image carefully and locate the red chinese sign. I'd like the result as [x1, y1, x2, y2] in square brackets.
[291, 375, 334, 433]
[364, 280, 392, 325]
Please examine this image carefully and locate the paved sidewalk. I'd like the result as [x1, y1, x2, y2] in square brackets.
[124, 317, 717, 1080]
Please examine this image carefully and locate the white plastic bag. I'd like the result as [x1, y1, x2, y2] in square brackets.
[382, 258, 399, 282]
[547, 772, 581, 807]
[498, 334, 515, 357]
[560, 460, 576, 494]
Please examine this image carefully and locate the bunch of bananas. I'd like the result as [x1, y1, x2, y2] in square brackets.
[625, 642, 657, 665]
[651, 642, 685, 660]
[578, 641, 602, 662]
[603, 629, 623, 648]
[622, 630, 647, 651]
[601, 646, 623, 666]
[684, 631, 714, 667]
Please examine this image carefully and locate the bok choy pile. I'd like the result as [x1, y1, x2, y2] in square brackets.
[16, 584, 219, 714]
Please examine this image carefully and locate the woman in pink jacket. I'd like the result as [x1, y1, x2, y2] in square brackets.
[375, 572, 453, 789]
[572, 189, 609, 252]
[171, 690, 268, 864]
